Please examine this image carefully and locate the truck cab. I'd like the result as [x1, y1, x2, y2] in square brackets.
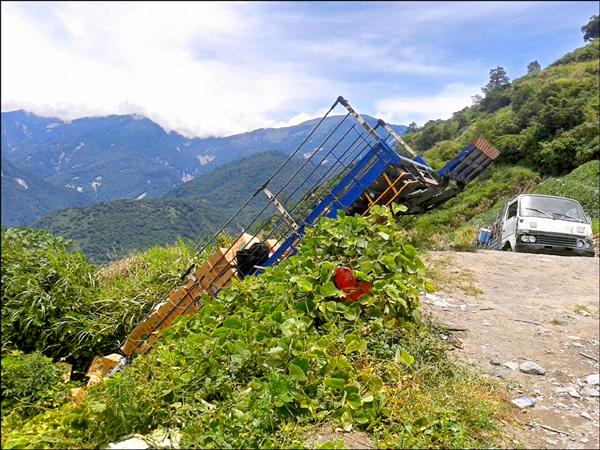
[500, 194, 594, 257]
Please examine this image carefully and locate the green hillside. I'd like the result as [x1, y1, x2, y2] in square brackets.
[163, 150, 326, 208]
[32, 152, 326, 264]
[399, 40, 599, 247]
[31, 197, 225, 264]
[406, 40, 598, 174]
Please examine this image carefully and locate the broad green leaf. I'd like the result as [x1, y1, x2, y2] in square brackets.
[392, 203, 408, 214]
[320, 282, 338, 297]
[381, 255, 396, 270]
[289, 363, 307, 382]
[345, 339, 366, 354]
[324, 377, 346, 389]
[223, 317, 242, 329]
[395, 349, 415, 367]
[403, 244, 417, 258]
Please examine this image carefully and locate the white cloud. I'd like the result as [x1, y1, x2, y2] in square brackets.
[1, 1, 593, 136]
[375, 83, 481, 126]
[0, 2, 335, 137]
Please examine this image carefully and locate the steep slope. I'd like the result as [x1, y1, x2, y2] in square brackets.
[2, 110, 405, 205]
[399, 40, 599, 244]
[1, 157, 92, 226]
[407, 40, 598, 173]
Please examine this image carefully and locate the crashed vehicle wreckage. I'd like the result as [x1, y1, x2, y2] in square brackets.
[86, 96, 500, 383]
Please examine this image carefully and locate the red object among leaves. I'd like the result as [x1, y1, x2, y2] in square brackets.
[334, 266, 373, 302]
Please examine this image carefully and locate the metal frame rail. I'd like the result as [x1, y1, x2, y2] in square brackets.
[118, 97, 500, 358]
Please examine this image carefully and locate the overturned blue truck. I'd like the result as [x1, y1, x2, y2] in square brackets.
[86, 97, 501, 378]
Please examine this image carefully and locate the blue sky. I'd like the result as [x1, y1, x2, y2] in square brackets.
[1, 1, 597, 137]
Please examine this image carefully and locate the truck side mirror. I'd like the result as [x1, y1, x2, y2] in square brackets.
[586, 214, 592, 224]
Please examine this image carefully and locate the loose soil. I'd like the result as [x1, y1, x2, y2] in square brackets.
[424, 250, 599, 449]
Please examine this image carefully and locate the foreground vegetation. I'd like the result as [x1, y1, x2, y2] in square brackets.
[1, 208, 511, 448]
[0, 228, 206, 373]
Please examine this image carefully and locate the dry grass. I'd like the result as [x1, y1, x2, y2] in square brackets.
[95, 254, 142, 282]
[424, 253, 483, 297]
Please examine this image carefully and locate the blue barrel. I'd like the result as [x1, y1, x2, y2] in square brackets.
[477, 228, 492, 245]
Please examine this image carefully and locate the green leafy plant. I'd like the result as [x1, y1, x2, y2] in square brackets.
[1, 228, 203, 373]
[1, 207, 509, 449]
[1, 351, 73, 420]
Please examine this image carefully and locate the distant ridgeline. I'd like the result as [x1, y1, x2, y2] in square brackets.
[1, 110, 405, 226]
[31, 152, 328, 264]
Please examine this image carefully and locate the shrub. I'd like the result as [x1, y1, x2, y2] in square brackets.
[1, 351, 72, 419]
[1, 229, 96, 362]
[1, 228, 200, 373]
[534, 160, 600, 218]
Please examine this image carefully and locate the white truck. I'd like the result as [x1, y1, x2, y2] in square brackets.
[499, 194, 595, 257]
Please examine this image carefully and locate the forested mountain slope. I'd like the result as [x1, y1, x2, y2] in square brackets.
[400, 40, 599, 244]
[1, 157, 92, 226]
[32, 152, 326, 264]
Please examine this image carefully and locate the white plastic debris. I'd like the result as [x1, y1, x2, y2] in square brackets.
[586, 373, 599, 385]
[422, 293, 455, 307]
[107, 428, 181, 450]
[512, 396, 537, 408]
[108, 437, 149, 449]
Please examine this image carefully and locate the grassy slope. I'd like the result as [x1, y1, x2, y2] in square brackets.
[533, 159, 599, 218]
[399, 40, 599, 247]
[0, 227, 211, 373]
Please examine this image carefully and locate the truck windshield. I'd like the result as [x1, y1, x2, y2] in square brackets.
[519, 196, 586, 222]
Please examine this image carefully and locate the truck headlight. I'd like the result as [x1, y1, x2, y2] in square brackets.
[577, 240, 585, 248]
[585, 241, 592, 249]
[521, 235, 535, 243]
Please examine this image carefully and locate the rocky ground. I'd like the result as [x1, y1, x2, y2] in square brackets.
[423, 250, 600, 449]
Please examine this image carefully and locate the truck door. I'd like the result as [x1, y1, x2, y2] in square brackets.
[501, 200, 518, 250]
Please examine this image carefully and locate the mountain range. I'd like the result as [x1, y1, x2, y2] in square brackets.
[1, 156, 92, 226]
[1, 110, 405, 227]
[31, 151, 329, 263]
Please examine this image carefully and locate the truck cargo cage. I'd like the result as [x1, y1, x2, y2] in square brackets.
[117, 96, 500, 359]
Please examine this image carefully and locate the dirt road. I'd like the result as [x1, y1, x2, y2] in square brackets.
[423, 250, 599, 449]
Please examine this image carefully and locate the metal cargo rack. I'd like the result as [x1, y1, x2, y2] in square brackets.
[115, 96, 500, 359]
